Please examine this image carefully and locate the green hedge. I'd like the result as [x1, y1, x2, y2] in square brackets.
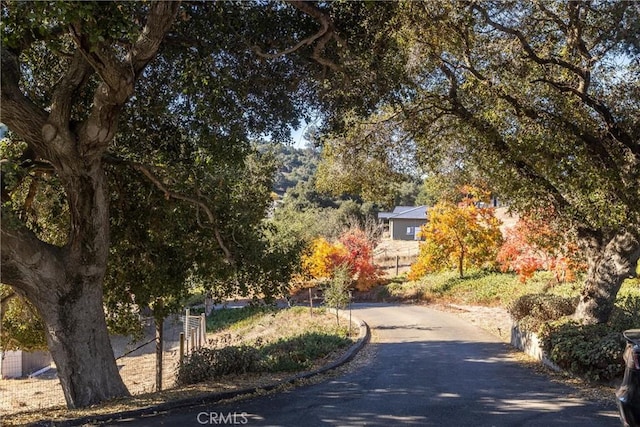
[513, 293, 640, 382]
[508, 293, 577, 332]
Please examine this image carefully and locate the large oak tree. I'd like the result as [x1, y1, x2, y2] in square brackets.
[320, 0, 640, 324]
[0, 0, 341, 408]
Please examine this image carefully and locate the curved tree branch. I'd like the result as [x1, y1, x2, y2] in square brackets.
[254, 0, 329, 59]
[0, 48, 49, 153]
[126, 161, 234, 263]
[471, 4, 587, 85]
[439, 61, 572, 215]
[0, 213, 64, 296]
[254, 1, 342, 72]
[75, 1, 182, 159]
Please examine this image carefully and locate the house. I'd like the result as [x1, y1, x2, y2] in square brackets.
[1, 350, 52, 378]
[378, 205, 428, 241]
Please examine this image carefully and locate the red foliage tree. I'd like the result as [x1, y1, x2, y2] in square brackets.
[497, 210, 585, 283]
[338, 228, 381, 291]
[300, 228, 381, 292]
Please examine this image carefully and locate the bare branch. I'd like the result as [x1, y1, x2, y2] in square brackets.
[253, 3, 329, 59]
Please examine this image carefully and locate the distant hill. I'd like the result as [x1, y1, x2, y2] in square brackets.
[258, 142, 320, 196]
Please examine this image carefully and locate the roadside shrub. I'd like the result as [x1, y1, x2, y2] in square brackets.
[611, 294, 640, 331]
[176, 345, 262, 386]
[261, 332, 352, 372]
[539, 320, 625, 382]
[508, 293, 577, 332]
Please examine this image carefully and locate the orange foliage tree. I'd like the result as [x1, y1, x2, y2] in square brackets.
[497, 210, 585, 283]
[409, 196, 503, 279]
[301, 237, 347, 281]
[300, 229, 381, 291]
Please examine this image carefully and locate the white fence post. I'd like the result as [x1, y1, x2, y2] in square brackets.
[184, 308, 190, 354]
[200, 313, 206, 347]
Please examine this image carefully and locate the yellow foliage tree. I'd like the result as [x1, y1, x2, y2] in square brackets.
[301, 237, 347, 280]
[409, 198, 503, 279]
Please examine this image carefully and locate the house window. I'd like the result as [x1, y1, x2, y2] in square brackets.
[406, 227, 414, 235]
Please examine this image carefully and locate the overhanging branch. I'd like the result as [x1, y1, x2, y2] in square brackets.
[254, 1, 342, 72]
[115, 159, 234, 263]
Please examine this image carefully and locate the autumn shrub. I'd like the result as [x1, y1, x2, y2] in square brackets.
[508, 293, 577, 332]
[300, 229, 381, 292]
[339, 228, 381, 291]
[301, 237, 346, 280]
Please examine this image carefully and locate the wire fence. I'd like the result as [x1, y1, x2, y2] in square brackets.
[0, 311, 206, 417]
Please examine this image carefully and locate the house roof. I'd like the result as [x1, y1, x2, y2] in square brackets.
[378, 205, 428, 220]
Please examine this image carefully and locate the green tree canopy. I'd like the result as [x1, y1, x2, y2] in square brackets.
[320, 0, 640, 324]
[0, 0, 355, 408]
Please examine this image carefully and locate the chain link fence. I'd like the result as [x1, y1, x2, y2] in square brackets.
[0, 311, 206, 417]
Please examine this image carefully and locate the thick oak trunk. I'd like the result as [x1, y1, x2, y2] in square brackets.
[574, 230, 640, 324]
[43, 165, 129, 407]
[38, 278, 129, 407]
[1, 162, 130, 407]
[1, 1, 180, 408]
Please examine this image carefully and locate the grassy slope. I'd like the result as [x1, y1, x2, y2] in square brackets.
[381, 269, 639, 308]
[6, 307, 356, 426]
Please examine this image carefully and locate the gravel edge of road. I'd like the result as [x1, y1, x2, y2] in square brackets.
[433, 302, 619, 409]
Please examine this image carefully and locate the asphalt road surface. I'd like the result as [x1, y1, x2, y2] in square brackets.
[111, 303, 620, 426]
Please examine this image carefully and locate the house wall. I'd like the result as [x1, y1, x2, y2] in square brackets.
[1, 351, 22, 378]
[0, 350, 52, 378]
[390, 219, 427, 240]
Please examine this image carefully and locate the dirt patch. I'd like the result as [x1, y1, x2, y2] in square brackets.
[1, 308, 359, 426]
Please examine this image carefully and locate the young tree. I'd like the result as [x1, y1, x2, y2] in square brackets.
[409, 197, 503, 279]
[324, 265, 351, 325]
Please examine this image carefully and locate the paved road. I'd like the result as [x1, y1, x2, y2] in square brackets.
[112, 303, 620, 426]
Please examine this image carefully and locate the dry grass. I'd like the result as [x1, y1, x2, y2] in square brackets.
[373, 238, 420, 277]
[1, 307, 356, 426]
